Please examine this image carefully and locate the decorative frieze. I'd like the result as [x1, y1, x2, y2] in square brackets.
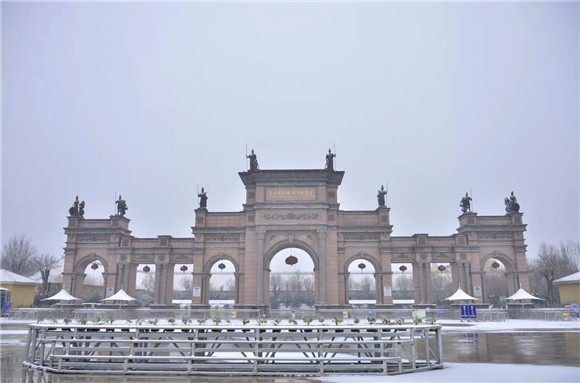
[432, 253, 455, 261]
[263, 213, 319, 221]
[205, 233, 240, 242]
[343, 232, 380, 241]
[478, 232, 513, 240]
[78, 234, 109, 243]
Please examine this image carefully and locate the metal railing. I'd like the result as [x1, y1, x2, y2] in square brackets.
[23, 322, 443, 376]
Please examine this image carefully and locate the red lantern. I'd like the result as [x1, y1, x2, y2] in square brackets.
[358, 263, 366, 271]
[492, 261, 500, 269]
[180, 265, 188, 273]
[143, 265, 150, 273]
[438, 265, 446, 273]
[399, 265, 407, 272]
[91, 263, 99, 270]
[218, 263, 226, 270]
[285, 256, 298, 266]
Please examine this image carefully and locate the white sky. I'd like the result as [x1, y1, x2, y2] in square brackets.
[2, 2, 578, 264]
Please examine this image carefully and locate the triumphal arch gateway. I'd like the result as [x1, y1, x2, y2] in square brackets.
[62, 157, 530, 310]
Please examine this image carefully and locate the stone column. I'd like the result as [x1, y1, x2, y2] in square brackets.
[234, 272, 241, 304]
[341, 272, 349, 305]
[127, 264, 138, 298]
[153, 264, 162, 304]
[381, 271, 394, 305]
[256, 231, 266, 304]
[165, 266, 175, 305]
[424, 264, 433, 304]
[412, 262, 422, 304]
[317, 231, 327, 304]
[450, 262, 460, 291]
[374, 273, 383, 304]
[201, 273, 210, 304]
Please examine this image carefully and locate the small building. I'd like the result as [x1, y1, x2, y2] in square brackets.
[0, 269, 40, 307]
[554, 272, 580, 305]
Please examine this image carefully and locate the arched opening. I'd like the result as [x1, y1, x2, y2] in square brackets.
[268, 248, 315, 310]
[136, 264, 155, 306]
[209, 260, 236, 308]
[430, 263, 453, 306]
[173, 263, 194, 305]
[82, 260, 105, 302]
[392, 263, 414, 307]
[483, 258, 509, 307]
[346, 259, 376, 307]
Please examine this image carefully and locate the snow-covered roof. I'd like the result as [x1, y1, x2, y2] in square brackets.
[445, 288, 479, 301]
[0, 269, 40, 285]
[42, 289, 80, 301]
[554, 271, 580, 284]
[506, 288, 544, 301]
[102, 289, 136, 302]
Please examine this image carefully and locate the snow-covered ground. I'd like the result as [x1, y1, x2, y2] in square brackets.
[320, 363, 580, 382]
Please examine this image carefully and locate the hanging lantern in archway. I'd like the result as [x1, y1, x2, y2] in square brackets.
[218, 263, 226, 270]
[492, 261, 500, 270]
[399, 265, 407, 272]
[358, 263, 366, 271]
[180, 265, 188, 273]
[438, 265, 446, 273]
[91, 263, 99, 271]
[143, 265, 150, 273]
[285, 256, 298, 266]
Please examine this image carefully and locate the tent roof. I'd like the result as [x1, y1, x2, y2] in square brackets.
[554, 271, 580, 284]
[0, 286, 10, 291]
[506, 288, 544, 301]
[42, 289, 80, 301]
[0, 269, 39, 285]
[102, 289, 136, 302]
[445, 288, 479, 301]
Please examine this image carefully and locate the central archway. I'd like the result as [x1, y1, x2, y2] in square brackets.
[265, 241, 318, 310]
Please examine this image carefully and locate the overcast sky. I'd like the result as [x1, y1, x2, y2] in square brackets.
[2, 2, 578, 266]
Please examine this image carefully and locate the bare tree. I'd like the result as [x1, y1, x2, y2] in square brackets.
[33, 254, 61, 297]
[431, 273, 453, 305]
[224, 277, 235, 292]
[140, 273, 155, 293]
[393, 274, 414, 299]
[531, 241, 580, 305]
[1, 234, 38, 276]
[180, 275, 193, 292]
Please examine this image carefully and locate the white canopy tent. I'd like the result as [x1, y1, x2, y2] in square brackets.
[506, 288, 544, 301]
[445, 288, 480, 301]
[102, 289, 136, 308]
[42, 289, 80, 302]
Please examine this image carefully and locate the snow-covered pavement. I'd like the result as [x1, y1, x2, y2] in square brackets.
[320, 363, 580, 382]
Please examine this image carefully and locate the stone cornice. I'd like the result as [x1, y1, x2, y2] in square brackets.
[239, 169, 345, 187]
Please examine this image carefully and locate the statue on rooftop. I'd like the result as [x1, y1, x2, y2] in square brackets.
[504, 191, 520, 214]
[198, 187, 208, 209]
[247, 149, 259, 171]
[116, 195, 128, 216]
[68, 196, 80, 217]
[325, 148, 336, 170]
[460, 192, 472, 213]
[377, 185, 387, 207]
[79, 201, 85, 218]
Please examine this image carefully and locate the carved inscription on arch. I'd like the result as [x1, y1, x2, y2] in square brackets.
[205, 234, 241, 242]
[343, 232, 380, 241]
[478, 232, 513, 240]
[78, 234, 109, 242]
[263, 213, 319, 221]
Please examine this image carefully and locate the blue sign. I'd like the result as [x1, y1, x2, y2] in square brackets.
[2, 302, 12, 315]
[461, 304, 477, 319]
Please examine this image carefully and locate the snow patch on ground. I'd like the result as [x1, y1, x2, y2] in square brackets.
[319, 363, 580, 382]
